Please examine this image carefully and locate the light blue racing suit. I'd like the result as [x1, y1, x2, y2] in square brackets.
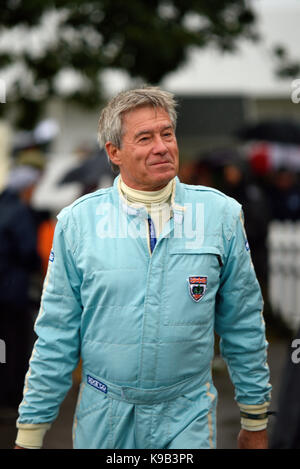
[18, 176, 271, 449]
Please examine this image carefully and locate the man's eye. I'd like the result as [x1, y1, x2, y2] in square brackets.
[139, 136, 150, 143]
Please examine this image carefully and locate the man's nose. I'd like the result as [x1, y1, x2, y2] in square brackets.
[152, 136, 168, 154]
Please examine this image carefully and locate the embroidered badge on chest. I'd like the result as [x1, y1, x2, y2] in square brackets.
[87, 375, 107, 394]
[188, 276, 207, 302]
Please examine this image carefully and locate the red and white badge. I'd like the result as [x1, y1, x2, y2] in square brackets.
[188, 276, 207, 302]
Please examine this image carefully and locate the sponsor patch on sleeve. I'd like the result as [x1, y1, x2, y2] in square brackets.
[49, 250, 55, 262]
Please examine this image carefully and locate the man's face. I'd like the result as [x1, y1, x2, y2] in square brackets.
[106, 105, 179, 191]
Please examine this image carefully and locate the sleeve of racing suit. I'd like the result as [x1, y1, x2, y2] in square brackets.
[16, 210, 82, 446]
[214, 204, 272, 429]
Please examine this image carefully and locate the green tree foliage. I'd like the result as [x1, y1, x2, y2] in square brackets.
[273, 45, 300, 80]
[0, 0, 258, 127]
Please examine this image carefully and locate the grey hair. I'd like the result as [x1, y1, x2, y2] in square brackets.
[97, 85, 178, 173]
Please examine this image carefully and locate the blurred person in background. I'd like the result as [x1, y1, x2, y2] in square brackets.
[267, 169, 300, 221]
[0, 164, 42, 409]
[220, 162, 271, 289]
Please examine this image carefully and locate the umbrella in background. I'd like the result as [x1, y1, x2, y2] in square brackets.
[198, 146, 244, 168]
[236, 119, 300, 145]
[59, 148, 113, 189]
[33, 119, 60, 146]
[12, 119, 60, 155]
[235, 119, 300, 174]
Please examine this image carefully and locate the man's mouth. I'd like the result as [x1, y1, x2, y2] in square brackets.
[150, 160, 172, 166]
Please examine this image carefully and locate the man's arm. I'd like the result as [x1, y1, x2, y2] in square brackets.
[215, 205, 272, 449]
[15, 211, 82, 449]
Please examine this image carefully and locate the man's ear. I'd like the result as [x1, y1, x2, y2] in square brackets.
[105, 142, 121, 166]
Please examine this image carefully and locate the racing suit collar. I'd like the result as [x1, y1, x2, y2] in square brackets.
[113, 175, 185, 224]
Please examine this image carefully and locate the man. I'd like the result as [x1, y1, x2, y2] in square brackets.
[0, 164, 42, 409]
[15, 86, 271, 449]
